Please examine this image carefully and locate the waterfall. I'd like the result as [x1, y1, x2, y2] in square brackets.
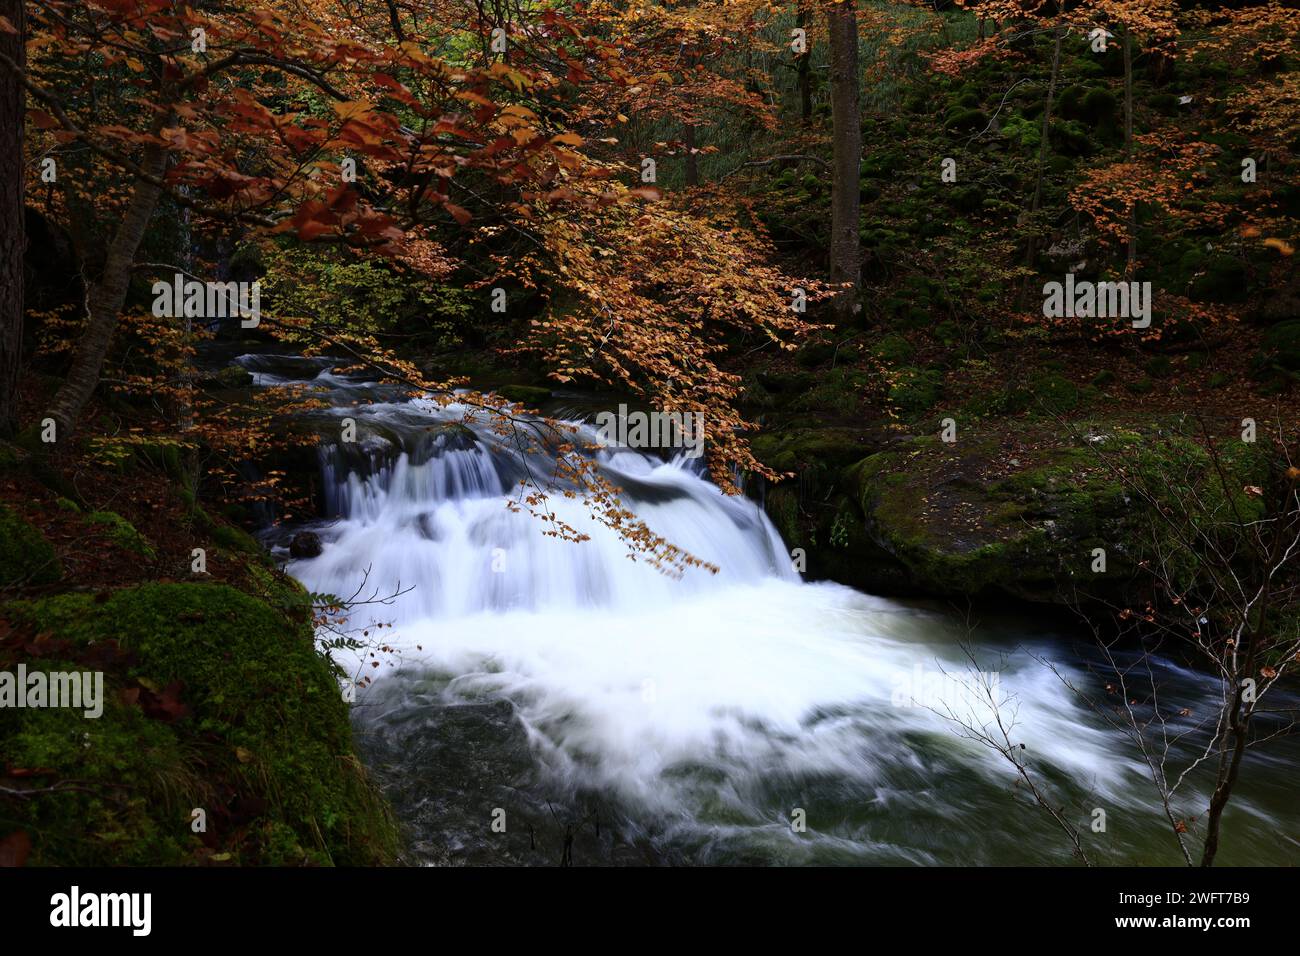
[264, 362, 1295, 865]
[292, 396, 795, 621]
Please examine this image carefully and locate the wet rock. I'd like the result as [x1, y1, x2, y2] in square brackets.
[290, 531, 323, 559]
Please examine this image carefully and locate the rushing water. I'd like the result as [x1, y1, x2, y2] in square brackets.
[243, 354, 1299, 866]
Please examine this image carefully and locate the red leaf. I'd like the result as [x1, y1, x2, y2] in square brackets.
[444, 202, 472, 225]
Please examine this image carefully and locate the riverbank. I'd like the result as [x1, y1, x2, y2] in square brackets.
[0, 412, 399, 866]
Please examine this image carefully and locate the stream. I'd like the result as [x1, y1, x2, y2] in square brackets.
[239, 353, 1299, 866]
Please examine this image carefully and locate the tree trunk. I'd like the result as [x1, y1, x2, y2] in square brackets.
[1200, 700, 1248, 866]
[827, 0, 861, 324]
[44, 141, 168, 437]
[797, 8, 812, 124]
[1124, 29, 1137, 277]
[0, 0, 25, 438]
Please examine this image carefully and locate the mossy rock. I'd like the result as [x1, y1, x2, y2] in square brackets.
[850, 437, 1135, 601]
[1056, 84, 1088, 119]
[0, 505, 62, 587]
[795, 340, 837, 368]
[2, 583, 399, 865]
[1263, 320, 1300, 371]
[1125, 377, 1154, 395]
[1032, 373, 1080, 413]
[1144, 356, 1174, 379]
[888, 367, 942, 413]
[1080, 87, 1118, 126]
[1049, 119, 1094, 157]
[190, 505, 264, 558]
[1190, 256, 1249, 304]
[750, 426, 871, 479]
[1149, 92, 1181, 116]
[847, 430, 1273, 603]
[85, 510, 157, 560]
[859, 151, 902, 180]
[945, 108, 988, 133]
[873, 333, 915, 363]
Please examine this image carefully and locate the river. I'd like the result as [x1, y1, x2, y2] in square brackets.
[238, 353, 1299, 866]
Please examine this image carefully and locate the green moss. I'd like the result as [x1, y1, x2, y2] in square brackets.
[789, 366, 872, 416]
[1032, 373, 1079, 413]
[765, 485, 801, 546]
[874, 334, 914, 363]
[850, 438, 1132, 600]
[0, 505, 62, 586]
[126, 439, 187, 482]
[795, 340, 836, 368]
[1125, 377, 1154, 395]
[85, 510, 157, 560]
[1262, 320, 1300, 371]
[847, 428, 1276, 603]
[751, 426, 868, 478]
[1191, 256, 1250, 304]
[1080, 87, 1118, 126]
[945, 108, 988, 132]
[888, 367, 942, 413]
[189, 505, 264, 558]
[3, 583, 399, 865]
[1144, 356, 1174, 379]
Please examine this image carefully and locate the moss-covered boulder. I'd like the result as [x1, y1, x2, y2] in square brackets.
[0, 505, 62, 587]
[847, 429, 1272, 603]
[750, 426, 873, 479]
[85, 510, 157, 560]
[752, 428, 917, 593]
[1, 582, 398, 865]
[849, 436, 1136, 601]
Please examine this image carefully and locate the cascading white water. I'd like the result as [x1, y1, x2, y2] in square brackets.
[260, 357, 1295, 865]
[299, 400, 796, 619]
